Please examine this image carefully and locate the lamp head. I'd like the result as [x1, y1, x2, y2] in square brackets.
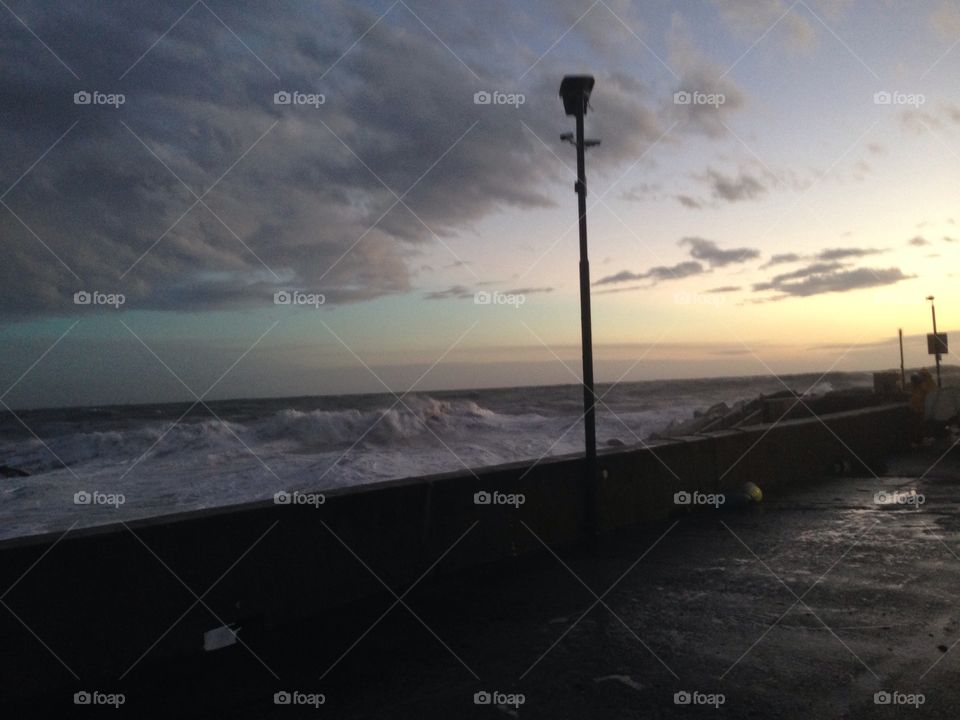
[559, 75, 595, 116]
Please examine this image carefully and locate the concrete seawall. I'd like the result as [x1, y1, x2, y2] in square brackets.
[0, 403, 910, 700]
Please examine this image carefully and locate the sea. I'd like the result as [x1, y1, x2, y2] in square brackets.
[0, 371, 873, 540]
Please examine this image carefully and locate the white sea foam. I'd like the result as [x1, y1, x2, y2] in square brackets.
[0, 372, 872, 539]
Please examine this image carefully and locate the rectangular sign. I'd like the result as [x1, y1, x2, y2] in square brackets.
[927, 333, 948, 355]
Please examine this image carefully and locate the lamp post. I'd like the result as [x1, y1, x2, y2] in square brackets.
[899, 328, 905, 391]
[559, 75, 601, 539]
[927, 295, 942, 388]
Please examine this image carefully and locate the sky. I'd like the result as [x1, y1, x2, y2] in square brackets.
[1, 0, 959, 409]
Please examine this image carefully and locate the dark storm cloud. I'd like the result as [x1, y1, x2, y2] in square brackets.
[0, 1, 681, 319]
[594, 261, 704, 286]
[594, 284, 648, 295]
[704, 168, 767, 202]
[705, 285, 740, 293]
[424, 284, 551, 300]
[595, 237, 756, 288]
[677, 194, 702, 209]
[761, 253, 803, 268]
[502, 286, 553, 296]
[758, 247, 887, 270]
[595, 270, 645, 285]
[666, 17, 747, 138]
[777, 268, 913, 298]
[753, 262, 913, 299]
[815, 247, 885, 261]
[620, 182, 663, 203]
[680, 237, 759, 266]
[424, 285, 475, 300]
[644, 261, 705, 282]
[752, 262, 843, 291]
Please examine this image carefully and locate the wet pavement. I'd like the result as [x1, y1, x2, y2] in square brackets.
[295, 440, 960, 719]
[23, 440, 960, 718]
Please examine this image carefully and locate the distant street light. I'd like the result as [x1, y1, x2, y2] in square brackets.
[559, 75, 601, 539]
[927, 295, 942, 388]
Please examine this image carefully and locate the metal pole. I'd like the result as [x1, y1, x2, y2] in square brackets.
[932, 301, 942, 388]
[574, 99, 598, 538]
[899, 328, 905, 390]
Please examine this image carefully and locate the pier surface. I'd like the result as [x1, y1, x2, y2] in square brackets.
[11, 439, 955, 718]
